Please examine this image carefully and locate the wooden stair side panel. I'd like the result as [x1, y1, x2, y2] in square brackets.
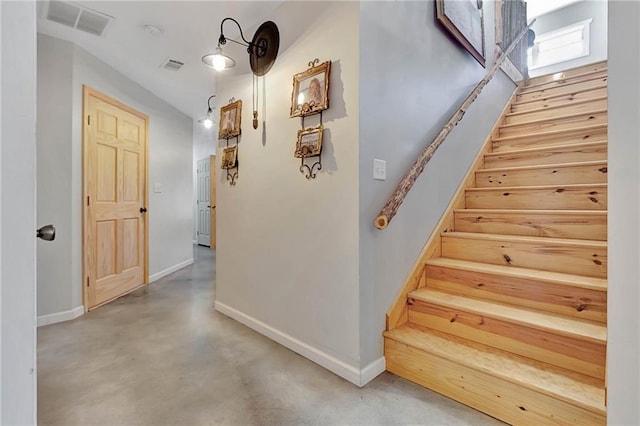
[440, 233, 608, 278]
[498, 110, 607, 138]
[475, 161, 608, 188]
[511, 87, 607, 113]
[505, 97, 607, 124]
[491, 125, 608, 152]
[516, 77, 607, 103]
[465, 184, 607, 210]
[384, 89, 520, 331]
[453, 209, 607, 241]
[425, 259, 607, 322]
[483, 141, 608, 168]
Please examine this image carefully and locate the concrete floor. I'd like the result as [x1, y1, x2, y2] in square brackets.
[38, 245, 504, 426]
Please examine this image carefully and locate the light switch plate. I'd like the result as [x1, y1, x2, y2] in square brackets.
[373, 159, 386, 180]
[153, 183, 163, 193]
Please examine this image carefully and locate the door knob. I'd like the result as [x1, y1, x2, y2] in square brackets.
[140, 207, 148, 213]
[37, 224, 56, 241]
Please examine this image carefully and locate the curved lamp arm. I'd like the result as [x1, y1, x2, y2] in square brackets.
[218, 17, 252, 51]
[206, 95, 216, 113]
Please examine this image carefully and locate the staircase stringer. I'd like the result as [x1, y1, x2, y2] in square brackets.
[386, 88, 519, 331]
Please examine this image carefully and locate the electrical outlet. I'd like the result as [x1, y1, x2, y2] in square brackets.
[373, 159, 386, 180]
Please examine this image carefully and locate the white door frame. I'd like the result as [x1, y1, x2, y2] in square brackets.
[196, 157, 211, 247]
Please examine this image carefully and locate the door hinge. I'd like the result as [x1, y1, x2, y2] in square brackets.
[87, 195, 90, 206]
[86, 277, 90, 287]
[87, 115, 91, 125]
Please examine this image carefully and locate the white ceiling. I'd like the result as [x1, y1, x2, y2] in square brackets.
[37, 1, 287, 121]
[37, 0, 585, 122]
[527, 0, 584, 19]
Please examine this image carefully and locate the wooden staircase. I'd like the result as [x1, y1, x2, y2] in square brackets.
[384, 62, 608, 425]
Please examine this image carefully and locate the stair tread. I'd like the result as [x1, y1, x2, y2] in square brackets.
[477, 160, 607, 173]
[520, 73, 608, 94]
[426, 257, 607, 291]
[408, 288, 606, 344]
[492, 123, 607, 143]
[506, 96, 608, 118]
[522, 70, 607, 92]
[484, 141, 607, 158]
[442, 231, 607, 248]
[513, 85, 608, 106]
[384, 323, 606, 414]
[467, 182, 607, 192]
[499, 109, 607, 130]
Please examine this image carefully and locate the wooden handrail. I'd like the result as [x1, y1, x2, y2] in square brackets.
[374, 20, 536, 230]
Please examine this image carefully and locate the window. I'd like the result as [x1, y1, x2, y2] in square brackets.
[528, 18, 592, 70]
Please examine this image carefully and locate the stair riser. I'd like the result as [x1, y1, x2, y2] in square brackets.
[483, 143, 607, 168]
[492, 127, 607, 152]
[505, 98, 607, 124]
[475, 163, 607, 188]
[408, 305, 605, 379]
[520, 71, 608, 94]
[425, 264, 607, 322]
[526, 62, 607, 86]
[465, 186, 607, 211]
[511, 87, 607, 113]
[516, 78, 607, 103]
[499, 111, 607, 138]
[441, 235, 607, 278]
[453, 211, 607, 241]
[385, 339, 606, 425]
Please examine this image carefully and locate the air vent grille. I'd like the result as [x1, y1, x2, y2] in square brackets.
[45, 1, 113, 37]
[162, 59, 185, 71]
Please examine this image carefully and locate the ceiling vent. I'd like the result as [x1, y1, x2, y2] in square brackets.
[45, 1, 113, 37]
[161, 59, 185, 71]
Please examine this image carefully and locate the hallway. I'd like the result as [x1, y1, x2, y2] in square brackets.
[37, 246, 502, 425]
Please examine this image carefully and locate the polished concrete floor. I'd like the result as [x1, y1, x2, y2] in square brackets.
[38, 245, 504, 426]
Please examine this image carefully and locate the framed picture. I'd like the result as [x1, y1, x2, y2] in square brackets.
[290, 60, 331, 117]
[220, 145, 238, 169]
[294, 126, 323, 158]
[436, 0, 486, 67]
[218, 100, 242, 139]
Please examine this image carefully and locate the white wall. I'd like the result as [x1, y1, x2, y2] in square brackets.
[358, 0, 515, 366]
[529, 0, 607, 77]
[607, 1, 640, 423]
[214, 1, 362, 382]
[36, 34, 194, 318]
[1, 1, 37, 423]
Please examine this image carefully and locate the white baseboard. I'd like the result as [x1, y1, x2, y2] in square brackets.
[37, 305, 85, 327]
[149, 258, 194, 283]
[214, 301, 385, 387]
[360, 356, 386, 386]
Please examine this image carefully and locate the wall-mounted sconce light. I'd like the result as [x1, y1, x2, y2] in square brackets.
[202, 18, 280, 130]
[197, 95, 216, 128]
[202, 18, 280, 76]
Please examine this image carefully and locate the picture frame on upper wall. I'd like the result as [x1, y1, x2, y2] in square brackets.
[218, 99, 242, 139]
[290, 60, 331, 117]
[294, 125, 323, 158]
[220, 145, 238, 169]
[436, 0, 486, 67]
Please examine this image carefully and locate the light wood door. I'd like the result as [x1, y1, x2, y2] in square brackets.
[83, 86, 148, 310]
[196, 157, 211, 246]
[210, 155, 217, 249]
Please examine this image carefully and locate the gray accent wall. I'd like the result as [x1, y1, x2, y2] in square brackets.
[358, 0, 515, 366]
[607, 1, 640, 423]
[37, 34, 194, 317]
[529, 0, 607, 77]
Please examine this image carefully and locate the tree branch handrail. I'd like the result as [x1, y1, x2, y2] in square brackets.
[374, 20, 536, 230]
